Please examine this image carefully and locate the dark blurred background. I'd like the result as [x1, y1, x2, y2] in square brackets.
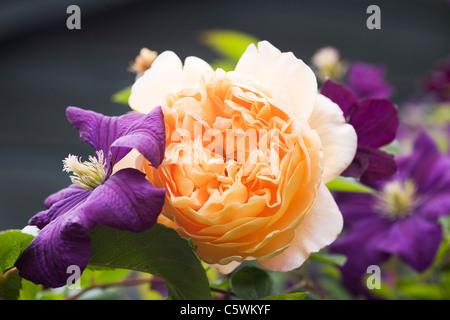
[0, 0, 449, 230]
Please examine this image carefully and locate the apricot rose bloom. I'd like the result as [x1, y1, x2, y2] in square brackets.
[127, 41, 357, 273]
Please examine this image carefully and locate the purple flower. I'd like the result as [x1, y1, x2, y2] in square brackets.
[422, 57, 450, 102]
[16, 106, 167, 288]
[346, 62, 393, 100]
[320, 79, 399, 183]
[330, 132, 450, 296]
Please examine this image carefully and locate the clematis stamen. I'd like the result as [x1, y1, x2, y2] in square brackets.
[62, 150, 108, 190]
[374, 179, 418, 220]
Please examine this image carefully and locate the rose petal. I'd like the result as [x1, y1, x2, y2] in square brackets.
[258, 184, 343, 271]
[81, 168, 166, 232]
[235, 41, 317, 119]
[319, 79, 359, 118]
[308, 94, 357, 183]
[16, 209, 92, 288]
[129, 52, 213, 114]
[349, 98, 398, 148]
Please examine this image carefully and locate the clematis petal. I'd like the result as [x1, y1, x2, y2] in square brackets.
[235, 41, 317, 119]
[343, 146, 397, 183]
[319, 79, 358, 118]
[66, 106, 144, 160]
[332, 191, 379, 226]
[81, 168, 166, 232]
[329, 216, 391, 296]
[349, 98, 398, 148]
[43, 184, 85, 209]
[16, 209, 93, 288]
[129, 51, 213, 114]
[308, 94, 357, 183]
[258, 184, 343, 271]
[110, 106, 166, 167]
[66, 106, 166, 167]
[377, 215, 442, 272]
[400, 131, 450, 194]
[29, 188, 90, 230]
[346, 62, 393, 99]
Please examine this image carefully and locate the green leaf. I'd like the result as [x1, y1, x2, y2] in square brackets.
[326, 176, 376, 194]
[0, 270, 21, 300]
[0, 230, 34, 272]
[200, 29, 259, 61]
[209, 58, 239, 72]
[112, 86, 132, 105]
[263, 292, 308, 300]
[230, 266, 273, 300]
[88, 223, 211, 300]
[310, 252, 347, 266]
[19, 279, 42, 300]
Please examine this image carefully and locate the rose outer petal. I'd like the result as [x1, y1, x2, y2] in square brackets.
[82, 168, 166, 232]
[235, 41, 317, 119]
[308, 94, 357, 183]
[258, 184, 343, 271]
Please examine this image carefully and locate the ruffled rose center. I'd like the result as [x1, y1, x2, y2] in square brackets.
[145, 71, 323, 264]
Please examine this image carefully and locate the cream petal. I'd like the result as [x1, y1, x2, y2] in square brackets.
[257, 183, 343, 272]
[308, 94, 357, 183]
[111, 149, 145, 174]
[235, 41, 317, 119]
[129, 52, 213, 114]
[209, 260, 241, 274]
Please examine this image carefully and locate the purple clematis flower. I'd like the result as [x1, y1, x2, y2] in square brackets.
[346, 62, 393, 100]
[320, 79, 399, 183]
[15, 106, 167, 288]
[330, 132, 450, 296]
[422, 57, 450, 102]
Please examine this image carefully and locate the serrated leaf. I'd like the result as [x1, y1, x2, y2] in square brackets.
[0, 230, 34, 272]
[88, 223, 211, 300]
[326, 176, 376, 194]
[230, 266, 273, 300]
[200, 29, 259, 61]
[263, 292, 308, 300]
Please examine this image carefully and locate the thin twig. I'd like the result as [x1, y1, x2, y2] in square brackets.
[210, 286, 238, 298]
[64, 277, 152, 300]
